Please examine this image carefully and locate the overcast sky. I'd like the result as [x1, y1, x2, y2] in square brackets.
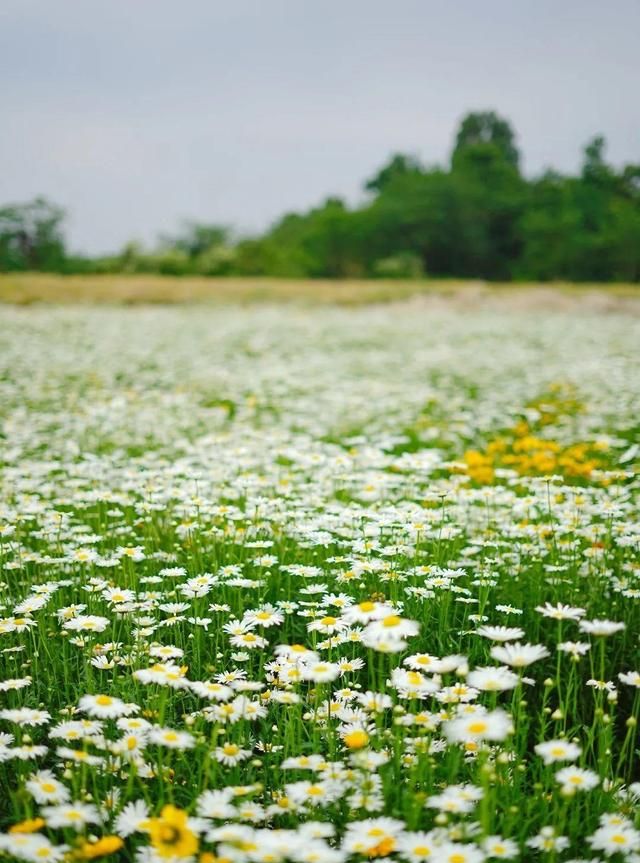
[1, 0, 638, 254]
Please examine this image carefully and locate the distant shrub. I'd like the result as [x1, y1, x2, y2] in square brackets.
[372, 252, 425, 279]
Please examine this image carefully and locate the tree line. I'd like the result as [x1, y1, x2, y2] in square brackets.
[2, 111, 639, 282]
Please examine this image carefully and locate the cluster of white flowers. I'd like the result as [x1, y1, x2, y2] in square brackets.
[0, 304, 638, 861]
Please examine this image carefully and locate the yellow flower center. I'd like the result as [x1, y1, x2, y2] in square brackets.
[159, 826, 181, 844]
[382, 615, 401, 628]
[344, 730, 369, 750]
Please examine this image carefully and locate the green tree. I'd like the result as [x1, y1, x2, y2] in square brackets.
[157, 222, 234, 275]
[571, 136, 623, 280]
[449, 113, 525, 278]
[0, 197, 66, 271]
[361, 170, 458, 276]
[518, 172, 583, 280]
[365, 154, 424, 194]
[162, 222, 230, 258]
[452, 110, 520, 171]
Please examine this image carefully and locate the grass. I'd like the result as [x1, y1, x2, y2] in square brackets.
[0, 272, 639, 307]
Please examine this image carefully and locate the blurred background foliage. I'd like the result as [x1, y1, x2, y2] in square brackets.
[2, 111, 639, 282]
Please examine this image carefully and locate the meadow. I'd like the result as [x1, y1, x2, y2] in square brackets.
[0, 296, 639, 862]
[1, 274, 639, 308]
